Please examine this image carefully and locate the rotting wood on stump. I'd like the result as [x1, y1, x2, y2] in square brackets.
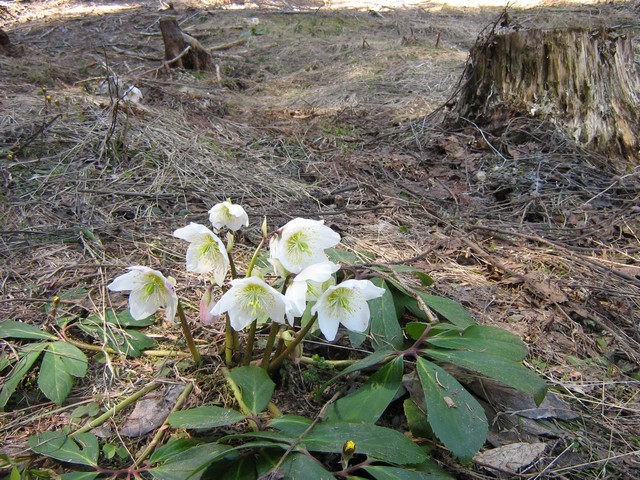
[159, 18, 212, 71]
[456, 26, 640, 160]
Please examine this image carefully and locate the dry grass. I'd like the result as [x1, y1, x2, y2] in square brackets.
[1, 0, 640, 478]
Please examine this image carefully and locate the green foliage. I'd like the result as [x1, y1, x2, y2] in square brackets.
[364, 465, 454, 480]
[257, 450, 333, 479]
[226, 365, 275, 415]
[168, 406, 246, 430]
[368, 278, 403, 350]
[415, 358, 488, 462]
[38, 341, 88, 404]
[0, 321, 57, 341]
[270, 416, 428, 465]
[77, 310, 156, 357]
[425, 348, 547, 405]
[0, 342, 48, 410]
[149, 444, 234, 480]
[415, 293, 476, 328]
[28, 432, 99, 467]
[324, 356, 404, 422]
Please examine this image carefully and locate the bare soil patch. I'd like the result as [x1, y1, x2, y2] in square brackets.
[1, 0, 639, 478]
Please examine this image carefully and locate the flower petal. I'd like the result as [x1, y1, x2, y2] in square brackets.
[173, 223, 214, 242]
[128, 287, 162, 320]
[270, 218, 340, 274]
[209, 201, 249, 232]
[339, 301, 370, 333]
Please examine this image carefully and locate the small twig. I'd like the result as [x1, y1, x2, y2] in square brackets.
[71, 382, 161, 437]
[11, 114, 62, 156]
[209, 38, 248, 51]
[264, 389, 344, 479]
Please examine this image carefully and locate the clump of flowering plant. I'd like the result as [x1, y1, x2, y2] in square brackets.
[99, 199, 547, 479]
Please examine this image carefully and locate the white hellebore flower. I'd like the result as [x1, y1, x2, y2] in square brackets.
[285, 261, 340, 324]
[173, 223, 229, 285]
[108, 266, 178, 323]
[208, 200, 249, 232]
[312, 279, 385, 342]
[211, 276, 287, 331]
[270, 218, 340, 275]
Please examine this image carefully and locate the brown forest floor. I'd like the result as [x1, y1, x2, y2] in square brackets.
[1, 0, 640, 478]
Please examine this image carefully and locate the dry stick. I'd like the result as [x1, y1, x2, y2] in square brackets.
[209, 38, 248, 51]
[135, 382, 194, 466]
[71, 382, 161, 437]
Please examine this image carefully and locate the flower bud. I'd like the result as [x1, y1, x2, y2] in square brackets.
[199, 285, 219, 326]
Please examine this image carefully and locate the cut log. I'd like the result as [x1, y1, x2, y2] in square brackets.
[456, 25, 640, 160]
[159, 18, 212, 71]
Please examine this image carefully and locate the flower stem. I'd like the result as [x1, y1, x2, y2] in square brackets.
[245, 237, 266, 277]
[260, 322, 281, 370]
[228, 251, 238, 279]
[177, 301, 202, 365]
[225, 316, 235, 366]
[242, 320, 257, 366]
[269, 315, 317, 373]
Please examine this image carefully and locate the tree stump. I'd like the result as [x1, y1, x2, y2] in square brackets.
[159, 18, 212, 71]
[0, 28, 17, 57]
[456, 26, 640, 160]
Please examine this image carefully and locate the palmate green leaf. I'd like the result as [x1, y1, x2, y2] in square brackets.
[416, 293, 476, 328]
[28, 432, 98, 467]
[270, 417, 428, 465]
[425, 325, 528, 361]
[325, 356, 404, 423]
[38, 341, 88, 405]
[257, 450, 334, 480]
[415, 358, 488, 462]
[149, 443, 234, 480]
[369, 278, 403, 350]
[425, 349, 547, 405]
[364, 465, 454, 480]
[168, 406, 246, 429]
[0, 320, 57, 340]
[0, 343, 48, 411]
[227, 365, 275, 415]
